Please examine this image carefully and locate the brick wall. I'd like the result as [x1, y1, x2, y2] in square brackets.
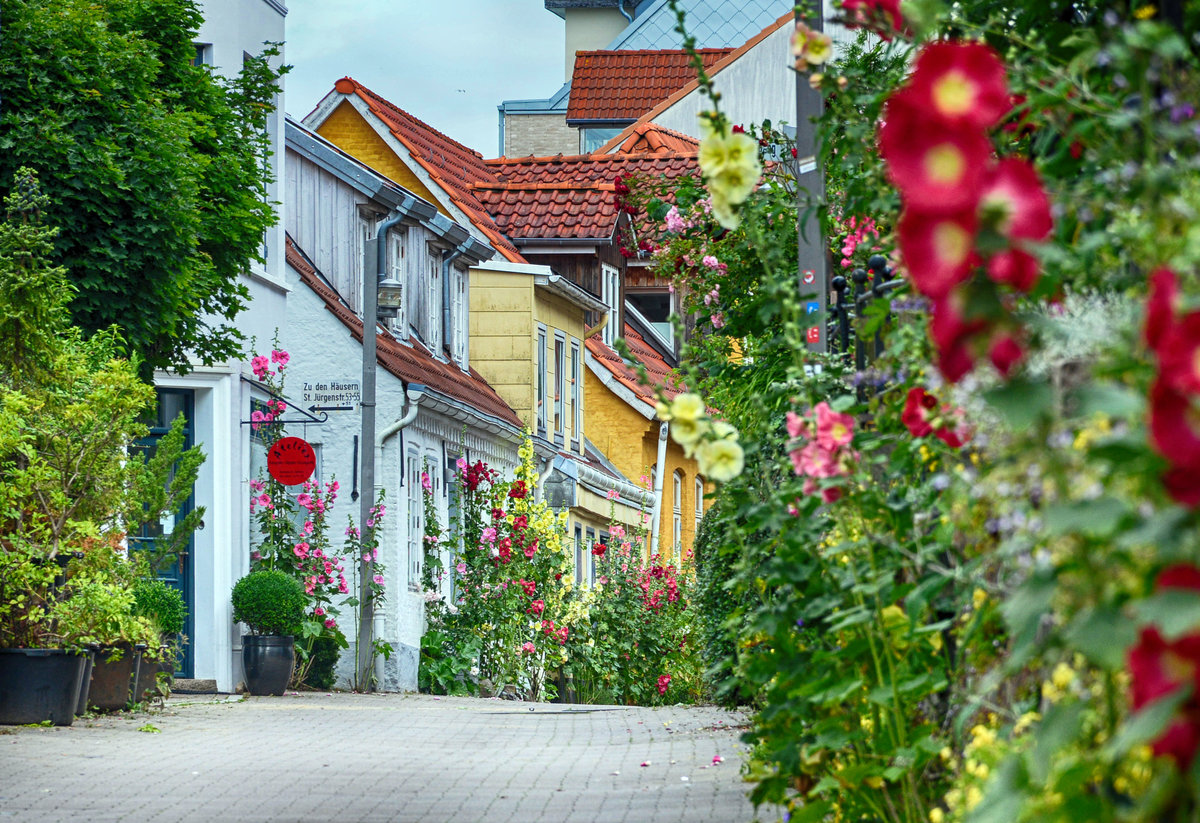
[503, 113, 580, 158]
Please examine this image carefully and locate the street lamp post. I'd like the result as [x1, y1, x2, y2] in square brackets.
[357, 211, 404, 690]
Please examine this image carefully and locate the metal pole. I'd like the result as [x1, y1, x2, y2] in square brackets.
[795, 1, 828, 354]
[357, 211, 404, 690]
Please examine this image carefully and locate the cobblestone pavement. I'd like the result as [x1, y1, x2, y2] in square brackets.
[0, 692, 783, 823]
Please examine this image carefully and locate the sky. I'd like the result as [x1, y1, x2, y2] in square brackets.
[283, 0, 566, 157]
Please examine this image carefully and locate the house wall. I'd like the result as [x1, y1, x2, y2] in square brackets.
[652, 23, 796, 137]
[502, 113, 579, 158]
[316, 101, 449, 215]
[469, 268, 537, 421]
[583, 370, 704, 561]
[563, 8, 630, 82]
[534, 288, 588, 451]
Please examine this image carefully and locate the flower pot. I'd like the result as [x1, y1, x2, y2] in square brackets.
[0, 648, 87, 726]
[88, 644, 142, 711]
[75, 647, 97, 716]
[242, 635, 295, 696]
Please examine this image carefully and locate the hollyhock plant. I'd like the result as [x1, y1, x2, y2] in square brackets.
[906, 41, 1011, 130]
[897, 209, 979, 298]
[1157, 312, 1200, 396]
[902, 387, 971, 448]
[839, 0, 904, 38]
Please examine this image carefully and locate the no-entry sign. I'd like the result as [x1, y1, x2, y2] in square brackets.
[268, 436, 316, 486]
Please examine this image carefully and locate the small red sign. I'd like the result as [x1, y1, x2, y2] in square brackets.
[806, 327, 821, 344]
[802, 269, 816, 285]
[268, 436, 316, 486]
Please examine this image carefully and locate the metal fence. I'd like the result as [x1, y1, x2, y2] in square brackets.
[828, 254, 905, 373]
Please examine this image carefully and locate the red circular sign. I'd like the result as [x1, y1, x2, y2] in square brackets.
[268, 437, 316, 486]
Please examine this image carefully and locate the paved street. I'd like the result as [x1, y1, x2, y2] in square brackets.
[0, 693, 780, 823]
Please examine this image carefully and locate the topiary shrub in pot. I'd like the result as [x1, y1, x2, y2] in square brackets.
[131, 579, 187, 701]
[231, 570, 305, 696]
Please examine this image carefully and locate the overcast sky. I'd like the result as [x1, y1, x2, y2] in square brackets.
[283, 1, 566, 157]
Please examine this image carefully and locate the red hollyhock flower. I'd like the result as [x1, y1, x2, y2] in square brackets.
[907, 41, 1011, 129]
[1145, 268, 1180, 353]
[901, 387, 938, 438]
[1157, 311, 1200, 395]
[1129, 626, 1200, 769]
[986, 248, 1040, 292]
[879, 90, 992, 213]
[840, 0, 904, 39]
[508, 480, 528, 499]
[1163, 467, 1200, 508]
[929, 293, 987, 383]
[592, 542, 607, 558]
[978, 158, 1053, 241]
[897, 209, 979, 298]
[989, 334, 1024, 377]
[1148, 379, 1200, 470]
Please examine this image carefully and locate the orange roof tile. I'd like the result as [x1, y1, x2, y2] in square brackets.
[566, 49, 733, 122]
[586, 323, 684, 412]
[607, 122, 699, 155]
[598, 12, 794, 154]
[331, 77, 525, 263]
[286, 237, 523, 429]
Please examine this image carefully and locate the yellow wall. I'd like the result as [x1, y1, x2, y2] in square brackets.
[583, 369, 706, 561]
[315, 101, 449, 217]
[469, 269, 535, 419]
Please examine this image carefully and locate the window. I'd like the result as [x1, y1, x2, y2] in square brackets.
[628, 290, 674, 349]
[425, 246, 442, 349]
[581, 127, 624, 153]
[585, 527, 597, 586]
[537, 326, 548, 434]
[389, 229, 406, 336]
[672, 471, 683, 552]
[570, 340, 582, 447]
[695, 477, 704, 534]
[600, 263, 620, 347]
[407, 450, 422, 591]
[451, 265, 467, 366]
[193, 44, 212, 66]
[406, 227, 422, 337]
[554, 335, 566, 441]
[574, 525, 584, 586]
[355, 216, 374, 315]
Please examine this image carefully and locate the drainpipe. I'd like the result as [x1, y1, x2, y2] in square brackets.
[617, 0, 633, 22]
[357, 209, 404, 691]
[585, 311, 609, 340]
[374, 386, 423, 689]
[537, 454, 556, 502]
[649, 422, 668, 556]
[442, 245, 468, 359]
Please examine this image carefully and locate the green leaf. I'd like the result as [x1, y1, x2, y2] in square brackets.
[1133, 590, 1200, 640]
[1064, 607, 1137, 669]
[1103, 686, 1192, 761]
[1002, 572, 1056, 668]
[788, 801, 833, 822]
[1042, 496, 1130, 539]
[983, 378, 1054, 431]
[1072, 382, 1143, 419]
[1027, 701, 1085, 783]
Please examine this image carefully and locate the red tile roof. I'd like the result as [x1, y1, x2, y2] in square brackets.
[607, 123, 699, 155]
[567, 48, 733, 122]
[472, 183, 619, 240]
[286, 237, 523, 429]
[488, 151, 696, 185]
[586, 323, 684, 412]
[598, 12, 794, 154]
[331, 77, 525, 263]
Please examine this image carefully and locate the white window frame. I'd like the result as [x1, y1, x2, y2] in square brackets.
[389, 229, 407, 336]
[600, 263, 620, 347]
[452, 265, 467, 367]
[554, 333, 566, 442]
[426, 245, 442, 351]
[570, 339, 582, 448]
[695, 476, 704, 533]
[672, 471, 683, 552]
[537, 325, 548, 435]
[355, 215, 374, 315]
[407, 450, 423, 591]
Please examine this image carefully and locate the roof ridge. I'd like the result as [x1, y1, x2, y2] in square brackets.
[344, 77, 487, 162]
[573, 47, 734, 56]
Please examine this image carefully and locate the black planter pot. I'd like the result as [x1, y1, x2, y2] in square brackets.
[242, 635, 295, 696]
[133, 646, 174, 703]
[75, 647, 98, 716]
[0, 648, 87, 726]
[88, 644, 142, 712]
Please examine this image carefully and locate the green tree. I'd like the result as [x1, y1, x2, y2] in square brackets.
[0, 0, 286, 375]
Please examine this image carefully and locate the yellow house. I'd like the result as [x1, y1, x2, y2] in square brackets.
[469, 259, 656, 583]
[302, 75, 706, 564]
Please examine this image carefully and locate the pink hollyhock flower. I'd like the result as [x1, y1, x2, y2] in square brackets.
[324, 617, 336, 629]
[373, 574, 385, 585]
[610, 525, 626, 539]
[293, 542, 310, 559]
[303, 521, 314, 535]
[906, 41, 1011, 129]
[901, 387, 938, 438]
[338, 580, 349, 594]
[251, 410, 266, 425]
[456, 562, 467, 574]
[785, 411, 810, 441]
[664, 205, 687, 232]
[897, 208, 979, 298]
[989, 334, 1024, 378]
[606, 489, 620, 500]
[270, 349, 290, 366]
[250, 355, 271, 379]
[793, 441, 839, 478]
[1146, 268, 1181, 353]
[523, 543, 537, 559]
[711, 312, 726, 329]
[529, 599, 545, 615]
[296, 493, 313, 510]
[840, 0, 904, 38]
[520, 642, 536, 654]
[249, 479, 265, 493]
[814, 402, 854, 449]
[879, 90, 991, 213]
[420, 471, 432, 492]
[481, 526, 497, 543]
[314, 607, 325, 616]
[702, 255, 721, 269]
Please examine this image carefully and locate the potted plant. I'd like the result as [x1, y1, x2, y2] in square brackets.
[232, 569, 305, 696]
[131, 578, 186, 702]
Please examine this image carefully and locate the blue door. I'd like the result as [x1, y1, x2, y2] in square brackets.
[131, 389, 196, 677]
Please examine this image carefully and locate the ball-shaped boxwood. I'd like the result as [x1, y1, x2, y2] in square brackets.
[132, 578, 187, 638]
[231, 570, 305, 636]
